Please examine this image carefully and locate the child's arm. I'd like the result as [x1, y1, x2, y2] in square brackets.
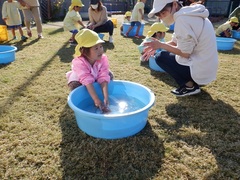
[223, 28, 231, 37]
[85, 83, 102, 107]
[139, 9, 144, 20]
[77, 20, 86, 28]
[100, 81, 109, 106]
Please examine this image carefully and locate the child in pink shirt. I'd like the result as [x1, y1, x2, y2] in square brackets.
[66, 29, 113, 112]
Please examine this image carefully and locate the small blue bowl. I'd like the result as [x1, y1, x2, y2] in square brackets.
[0, 45, 17, 64]
[149, 56, 165, 72]
[232, 30, 240, 39]
[216, 37, 236, 50]
[68, 80, 155, 139]
[123, 23, 144, 36]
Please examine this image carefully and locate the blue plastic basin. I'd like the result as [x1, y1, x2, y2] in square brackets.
[149, 56, 165, 72]
[232, 30, 240, 39]
[68, 80, 155, 139]
[122, 23, 144, 36]
[216, 37, 236, 50]
[0, 45, 17, 64]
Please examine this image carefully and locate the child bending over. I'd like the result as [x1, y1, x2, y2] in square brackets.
[66, 29, 114, 113]
[63, 0, 86, 45]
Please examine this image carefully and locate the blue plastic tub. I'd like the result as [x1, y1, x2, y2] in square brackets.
[0, 45, 17, 64]
[216, 37, 236, 50]
[232, 30, 240, 39]
[149, 56, 165, 72]
[68, 80, 155, 139]
[122, 23, 144, 36]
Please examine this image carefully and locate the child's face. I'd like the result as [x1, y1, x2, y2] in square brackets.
[74, 6, 81, 11]
[126, 16, 131, 21]
[88, 43, 104, 61]
[154, 32, 165, 40]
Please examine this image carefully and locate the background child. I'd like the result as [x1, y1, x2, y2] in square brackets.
[120, 11, 131, 34]
[63, 0, 86, 45]
[216, 17, 239, 37]
[138, 22, 168, 61]
[124, 0, 146, 38]
[229, 6, 240, 30]
[66, 29, 113, 113]
[2, 0, 27, 41]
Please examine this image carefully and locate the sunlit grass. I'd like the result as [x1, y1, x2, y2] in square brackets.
[0, 17, 239, 179]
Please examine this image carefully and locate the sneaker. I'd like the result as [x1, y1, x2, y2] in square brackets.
[12, 36, 17, 40]
[21, 36, 28, 41]
[123, 33, 128, 37]
[135, 35, 140, 38]
[27, 30, 32, 37]
[171, 84, 201, 97]
[38, 34, 44, 39]
[109, 36, 113, 43]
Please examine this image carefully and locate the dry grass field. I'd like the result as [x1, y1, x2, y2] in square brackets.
[0, 16, 239, 179]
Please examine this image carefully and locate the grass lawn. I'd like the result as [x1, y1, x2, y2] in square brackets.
[0, 18, 240, 179]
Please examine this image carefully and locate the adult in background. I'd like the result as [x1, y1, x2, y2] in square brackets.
[17, 0, 43, 38]
[87, 0, 114, 43]
[143, 0, 218, 97]
[229, 5, 240, 30]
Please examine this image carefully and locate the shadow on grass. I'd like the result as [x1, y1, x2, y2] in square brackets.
[2, 38, 40, 52]
[140, 61, 177, 88]
[59, 104, 164, 179]
[0, 41, 70, 115]
[48, 27, 64, 35]
[156, 90, 240, 179]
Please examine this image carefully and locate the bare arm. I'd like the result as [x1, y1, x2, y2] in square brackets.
[100, 81, 109, 106]
[77, 20, 86, 28]
[86, 83, 102, 107]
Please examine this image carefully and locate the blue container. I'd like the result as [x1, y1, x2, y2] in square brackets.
[122, 23, 144, 36]
[232, 30, 240, 40]
[98, 33, 104, 40]
[216, 37, 236, 50]
[68, 80, 155, 139]
[149, 56, 165, 72]
[0, 45, 17, 64]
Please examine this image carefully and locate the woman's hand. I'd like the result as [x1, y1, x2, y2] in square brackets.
[143, 38, 162, 50]
[141, 39, 162, 61]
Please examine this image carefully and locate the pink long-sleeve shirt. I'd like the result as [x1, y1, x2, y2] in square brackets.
[66, 54, 110, 85]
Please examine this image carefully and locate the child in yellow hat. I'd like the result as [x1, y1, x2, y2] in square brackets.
[63, 0, 86, 45]
[215, 17, 239, 37]
[138, 22, 169, 61]
[66, 29, 113, 113]
[120, 11, 131, 34]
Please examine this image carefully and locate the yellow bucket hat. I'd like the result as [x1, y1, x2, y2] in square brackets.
[147, 22, 169, 37]
[125, 11, 131, 17]
[69, 0, 84, 11]
[229, 17, 239, 23]
[75, 29, 105, 56]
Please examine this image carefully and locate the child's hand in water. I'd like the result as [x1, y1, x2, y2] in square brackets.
[99, 104, 111, 114]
